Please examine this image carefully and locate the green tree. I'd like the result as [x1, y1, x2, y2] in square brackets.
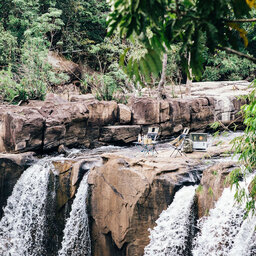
[202, 50, 256, 81]
[231, 81, 256, 216]
[0, 25, 18, 67]
[107, 0, 256, 81]
[54, 0, 109, 60]
[0, 1, 69, 104]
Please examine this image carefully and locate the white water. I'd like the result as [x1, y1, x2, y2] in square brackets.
[0, 160, 53, 256]
[58, 172, 91, 256]
[192, 176, 254, 256]
[144, 186, 197, 256]
[229, 214, 256, 256]
[247, 232, 256, 256]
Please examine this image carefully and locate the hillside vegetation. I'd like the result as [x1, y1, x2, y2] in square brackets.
[1, 0, 256, 104]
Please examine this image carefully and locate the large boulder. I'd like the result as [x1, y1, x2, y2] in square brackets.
[118, 104, 132, 124]
[169, 99, 191, 131]
[128, 97, 160, 125]
[0, 106, 45, 152]
[42, 102, 89, 150]
[190, 97, 215, 130]
[88, 153, 202, 256]
[86, 100, 118, 126]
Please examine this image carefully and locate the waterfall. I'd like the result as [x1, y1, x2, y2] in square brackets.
[144, 186, 197, 256]
[58, 172, 91, 256]
[192, 176, 254, 256]
[228, 214, 256, 256]
[0, 160, 53, 256]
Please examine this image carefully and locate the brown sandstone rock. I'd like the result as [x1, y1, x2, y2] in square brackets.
[196, 162, 237, 218]
[99, 125, 141, 144]
[88, 153, 201, 256]
[0, 106, 45, 152]
[128, 97, 160, 124]
[49, 158, 101, 251]
[159, 121, 173, 137]
[118, 104, 132, 124]
[159, 100, 170, 123]
[52, 158, 101, 212]
[39, 101, 89, 150]
[86, 100, 118, 126]
[170, 99, 190, 128]
[69, 94, 95, 103]
[0, 89, 247, 153]
[190, 97, 214, 130]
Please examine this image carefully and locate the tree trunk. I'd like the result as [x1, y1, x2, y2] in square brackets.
[158, 52, 167, 99]
[185, 52, 192, 97]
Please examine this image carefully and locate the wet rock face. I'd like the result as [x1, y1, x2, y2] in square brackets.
[196, 162, 237, 218]
[46, 158, 101, 252]
[0, 152, 36, 218]
[88, 154, 202, 256]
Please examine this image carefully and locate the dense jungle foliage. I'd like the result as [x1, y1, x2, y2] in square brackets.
[1, 0, 256, 104]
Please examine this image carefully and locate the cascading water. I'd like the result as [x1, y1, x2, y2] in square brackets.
[228, 214, 256, 256]
[144, 186, 197, 256]
[192, 175, 254, 256]
[0, 159, 53, 256]
[58, 172, 91, 256]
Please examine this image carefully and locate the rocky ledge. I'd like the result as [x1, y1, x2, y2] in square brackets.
[0, 81, 248, 153]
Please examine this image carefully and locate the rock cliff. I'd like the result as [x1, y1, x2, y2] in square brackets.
[88, 153, 202, 256]
[0, 81, 248, 154]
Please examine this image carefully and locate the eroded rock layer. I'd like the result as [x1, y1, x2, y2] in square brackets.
[0, 81, 247, 153]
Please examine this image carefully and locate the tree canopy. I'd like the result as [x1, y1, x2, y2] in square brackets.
[107, 0, 256, 81]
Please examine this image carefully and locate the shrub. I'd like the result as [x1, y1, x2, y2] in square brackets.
[202, 51, 256, 81]
[0, 65, 46, 104]
[0, 37, 69, 104]
[0, 25, 18, 67]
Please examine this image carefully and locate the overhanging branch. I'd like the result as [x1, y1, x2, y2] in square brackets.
[224, 18, 256, 23]
[217, 46, 256, 63]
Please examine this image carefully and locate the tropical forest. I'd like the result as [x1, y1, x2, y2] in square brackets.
[0, 0, 256, 255]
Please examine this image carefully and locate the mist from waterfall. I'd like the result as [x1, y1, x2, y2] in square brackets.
[0, 160, 53, 256]
[58, 172, 91, 256]
[144, 186, 197, 256]
[192, 175, 255, 256]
